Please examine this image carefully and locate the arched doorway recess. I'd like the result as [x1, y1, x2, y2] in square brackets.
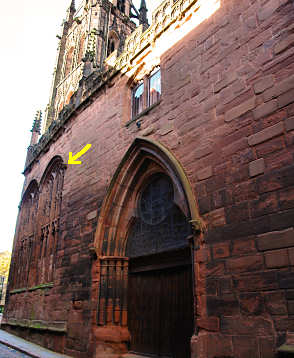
[94, 138, 202, 357]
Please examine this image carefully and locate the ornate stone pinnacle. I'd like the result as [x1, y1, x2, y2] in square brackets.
[70, 0, 76, 11]
[31, 110, 42, 134]
[139, 0, 148, 27]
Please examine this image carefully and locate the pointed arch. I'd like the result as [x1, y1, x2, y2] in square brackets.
[40, 155, 65, 187]
[107, 30, 120, 57]
[20, 179, 39, 207]
[94, 138, 199, 352]
[12, 180, 39, 289]
[38, 155, 66, 284]
[95, 137, 200, 256]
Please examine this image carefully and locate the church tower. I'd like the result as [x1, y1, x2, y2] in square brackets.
[44, 0, 145, 131]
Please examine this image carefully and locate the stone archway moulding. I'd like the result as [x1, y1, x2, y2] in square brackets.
[94, 137, 202, 255]
[92, 137, 203, 356]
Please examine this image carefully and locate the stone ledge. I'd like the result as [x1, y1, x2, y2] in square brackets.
[3, 318, 67, 333]
[10, 282, 53, 295]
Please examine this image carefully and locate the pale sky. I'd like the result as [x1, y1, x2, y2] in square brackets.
[0, 1, 158, 253]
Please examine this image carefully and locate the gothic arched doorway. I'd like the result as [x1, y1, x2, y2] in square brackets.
[94, 138, 202, 357]
[127, 174, 193, 357]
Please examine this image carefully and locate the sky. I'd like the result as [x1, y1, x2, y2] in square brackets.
[0, 1, 158, 253]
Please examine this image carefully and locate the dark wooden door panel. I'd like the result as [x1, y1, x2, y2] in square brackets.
[128, 259, 193, 358]
[128, 271, 161, 355]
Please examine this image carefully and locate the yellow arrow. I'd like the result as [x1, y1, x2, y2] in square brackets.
[68, 144, 92, 165]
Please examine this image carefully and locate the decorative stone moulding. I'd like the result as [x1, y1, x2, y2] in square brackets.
[10, 282, 54, 295]
[5, 318, 67, 333]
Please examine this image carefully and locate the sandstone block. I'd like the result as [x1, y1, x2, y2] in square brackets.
[197, 166, 213, 181]
[227, 254, 264, 273]
[207, 295, 239, 316]
[239, 293, 264, 315]
[254, 76, 274, 94]
[253, 100, 277, 120]
[248, 122, 284, 146]
[232, 336, 259, 358]
[278, 88, 294, 108]
[212, 242, 230, 259]
[279, 272, 294, 289]
[196, 316, 219, 332]
[285, 116, 294, 131]
[265, 249, 289, 268]
[194, 145, 212, 159]
[263, 74, 294, 101]
[221, 316, 274, 335]
[234, 271, 278, 291]
[224, 97, 256, 122]
[249, 158, 265, 177]
[274, 34, 294, 55]
[257, 227, 294, 251]
[264, 291, 287, 315]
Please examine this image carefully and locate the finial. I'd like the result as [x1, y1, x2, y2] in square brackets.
[139, 0, 148, 27]
[31, 110, 42, 134]
[70, 0, 76, 12]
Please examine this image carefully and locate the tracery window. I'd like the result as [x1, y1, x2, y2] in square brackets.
[38, 159, 65, 284]
[11, 182, 39, 289]
[10, 158, 65, 291]
[126, 174, 191, 258]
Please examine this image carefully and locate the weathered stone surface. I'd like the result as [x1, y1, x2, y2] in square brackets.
[248, 122, 284, 146]
[257, 228, 294, 251]
[265, 249, 289, 268]
[285, 117, 294, 132]
[224, 97, 256, 122]
[227, 255, 264, 273]
[239, 293, 264, 315]
[254, 76, 274, 94]
[221, 316, 273, 336]
[253, 100, 278, 120]
[5, 0, 294, 357]
[196, 316, 219, 332]
[274, 34, 294, 55]
[197, 166, 213, 181]
[249, 158, 265, 177]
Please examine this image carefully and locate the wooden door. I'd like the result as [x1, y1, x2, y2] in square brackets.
[128, 250, 193, 358]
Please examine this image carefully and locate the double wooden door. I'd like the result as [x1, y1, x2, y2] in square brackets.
[128, 250, 193, 358]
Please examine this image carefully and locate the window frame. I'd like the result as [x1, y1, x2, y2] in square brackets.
[131, 80, 145, 119]
[131, 67, 161, 122]
[148, 68, 161, 108]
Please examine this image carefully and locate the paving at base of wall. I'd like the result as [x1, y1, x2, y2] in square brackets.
[0, 329, 72, 358]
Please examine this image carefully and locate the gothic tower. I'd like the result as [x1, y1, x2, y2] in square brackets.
[44, 0, 143, 131]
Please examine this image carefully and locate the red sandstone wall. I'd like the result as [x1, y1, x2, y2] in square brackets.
[4, 0, 294, 357]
